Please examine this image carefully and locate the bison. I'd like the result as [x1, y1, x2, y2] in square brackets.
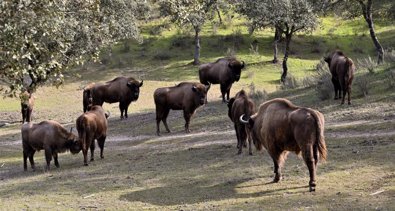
[154, 82, 210, 136]
[76, 105, 109, 166]
[21, 120, 81, 171]
[20, 91, 34, 123]
[199, 57, 245, 102]
[324, 51, 355, 105]
[227, 90, 256, 155]
[82, 82, 95, 113]
[83, 77, 143, 118]
[240, 98, 327, 192]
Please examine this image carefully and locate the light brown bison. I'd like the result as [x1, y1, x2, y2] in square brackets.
[83, 77, 143, 118]
[240, 98, 327, 192]
[324, 51, 355, 105]
[82, 82, 95, 113]
[154, 82, 210, 136]
[20, 91, 34, 123]
[227, 90, 256, 155]
[199, 57, 245, 102]
[21, 121, 81, 171]
[76, 105, 109, 166]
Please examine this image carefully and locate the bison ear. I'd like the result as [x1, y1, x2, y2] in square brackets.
[192, 86, 198, 92]
[324, 57, 330, 64]
[139, 80, 143, 87]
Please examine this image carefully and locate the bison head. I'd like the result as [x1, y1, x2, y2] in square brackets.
[127, 80, 143, 100]
[228, 60, 245, 82]
[239, 114, 261, 150]
[67, 128, 81, 154]
[192, 83, 210, 105]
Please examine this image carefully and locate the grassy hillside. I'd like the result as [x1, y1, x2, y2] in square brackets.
[0, 15, 395, 210]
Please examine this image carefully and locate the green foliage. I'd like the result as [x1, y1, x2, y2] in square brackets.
[357, 56, 378, 73]
[0, 0, 141, 97]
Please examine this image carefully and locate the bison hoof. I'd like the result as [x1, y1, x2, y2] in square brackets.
[90, 158, 94, 161]
[273, 176, 282, 183]
[237, 151, 242, 155]
[309, 186, 316, 192]
[348, 102, 351, 105]
[100, 156, 104, 159]
[55, 164, 60, 168]
[249, 152, 253, 156]
[84, 163, 88, 166]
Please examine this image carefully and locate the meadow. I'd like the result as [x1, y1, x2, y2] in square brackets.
[0, 15, 395, 210]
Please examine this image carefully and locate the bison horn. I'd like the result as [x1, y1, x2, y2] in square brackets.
[70, 127, 73, 133]
[205, 83, 211, 91]
[105, 111, 111, 119]
[139, 80, 144, 87]
[241, 61, 245, 69]
[239, 114, 249, 124]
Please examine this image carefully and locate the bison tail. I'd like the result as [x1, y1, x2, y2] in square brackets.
[77, 117, 89, 152]
[309, 109, 327, 162]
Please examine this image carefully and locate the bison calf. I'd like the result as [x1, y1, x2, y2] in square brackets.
[154, 82, 210, 136]
[240, 98, 327, 192]
[199, 57, 245, 102]
[22, 121, 81, 171]
[76, 105, 109, 166]
[227, 90, 256, 155]
[20, 91, 34, 123]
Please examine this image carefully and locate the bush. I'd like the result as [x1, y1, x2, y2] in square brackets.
[225, 47, 236, 58]
[355, 72, 371, 97]
[385, 49, 395, 63]
[357, 56, 377, 74]
[280, 74, 299, 90]
[153, 51, 171, 60]
[387, 69, 395, 89]
[248, 82, 268, 105]
[171, 36, 190, 49]
[315, 60, 334, 100]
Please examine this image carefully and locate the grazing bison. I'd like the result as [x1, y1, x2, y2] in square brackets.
[324, 51, 355, 105]
[20, 91, 34, 123]
[82, 82, 95, 113]
[21, 121, 81, 171]
[154, 82, 210, 136]
[83, 77, 143, 118]
[240, 98, 327, 192]
[76, 105, 109, 166]
[227, 90, 256, 155]
[199, 57, 245, 102]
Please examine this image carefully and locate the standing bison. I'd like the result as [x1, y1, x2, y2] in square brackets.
[20, 91, 34, 123]
[22, 121, 81, 171]
[76, 105, 109, 166]
[83, 77, 143, 118]
[199, 57, 245, 102]
[324, 51, 355, 105]
[154, 82, 210, 136]
[227, 90, 256, 155]
[240, 98, 327, 192]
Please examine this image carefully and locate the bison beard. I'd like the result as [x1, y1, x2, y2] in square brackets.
[154, 82, 210, 136]
[76, 105, 108, 166]
[240, 98, 327, 192]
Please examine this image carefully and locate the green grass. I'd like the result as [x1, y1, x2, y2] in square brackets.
[0, 15, 395, 210]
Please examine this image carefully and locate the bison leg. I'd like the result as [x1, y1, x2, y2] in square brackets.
[119, 103, 125, 119]
[347, 84, 352, 105]
[23, 151, 28, 171]
[44, 148, 52, 171]
[82, 149, 89, 166]
[90, 140, 95, 161]
[53, 152, 59, 168]
[162, 109, 171, 133]
[98, 136, 106, 159]
[28, 150, 36, 171]
[303, 146, 317, 192]
[220, 84, 227, 103]
[270, 151, 287, 183]
[27, 108, 32, 122]
[247, 130, 253, 156]
[331, 78, 339, 100]
[183, 110, 192, 133]
[234, 124, 242, 154]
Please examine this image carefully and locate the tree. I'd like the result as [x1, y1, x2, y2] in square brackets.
[238, 0, 318, 82]
[0, 0, 141, 97]
[159, 0, 217, 65]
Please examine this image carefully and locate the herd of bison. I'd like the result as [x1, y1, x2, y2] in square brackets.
[20, 50, 355, 192]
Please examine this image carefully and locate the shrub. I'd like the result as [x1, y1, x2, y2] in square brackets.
[171, 36, 190, 49]
[280, 74, 299, 90]
[357, 56, 377, 74]
[315, 59, 334, 100]
[153, 51, 171, 60]
[249, 43, 259, 55]
[248, 82, 268, 105]
[225, 47, 236, 58]
[385, 49, 395, 63]
[355, 72, 371, 97]
[387, 69, 395, 89]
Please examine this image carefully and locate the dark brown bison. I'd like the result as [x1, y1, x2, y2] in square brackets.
[82, 82, 95, 113]
[227, 90, 256, 155]
[154, 82, 210, 136]
[240, 98, 327, 192]
[20, 91, 34, 123]
[83, 77, 143, 118]
[199, 57, 245, 102]
[21, 121, 81, 171]
[324, 51, 355, 105]
[76, 105, 109, 166]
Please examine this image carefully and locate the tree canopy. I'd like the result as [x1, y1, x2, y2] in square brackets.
[0, 0, 141, 97]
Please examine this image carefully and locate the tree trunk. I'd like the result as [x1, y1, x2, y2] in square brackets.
[281, 33, 292, 83]
[273, 26, 281, 64]
[216, 6, 222, 24]
[359, 0, 384, 64]
[193, 28, 200, 65]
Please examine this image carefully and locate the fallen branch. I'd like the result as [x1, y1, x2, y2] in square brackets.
[370, 190, 385, 196]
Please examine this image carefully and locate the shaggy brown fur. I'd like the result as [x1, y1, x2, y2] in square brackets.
[324, 51, 355, 105]
[76, 105, 109, 166]
[227, 90, 256, 155]
[20, 91, 34, 123]
[241, 98, 327, 192]
[21, 121, 81, 171]
[154, 82, 210, 135]
[82, 82, 95, 113]
[199, 57, 245, 102]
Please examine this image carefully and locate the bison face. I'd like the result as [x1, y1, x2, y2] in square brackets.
[127, 80, 143, 101]
[228, 61, 245, 82]
[192, 85, 209, 105]
[68, 135, 81, 154]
